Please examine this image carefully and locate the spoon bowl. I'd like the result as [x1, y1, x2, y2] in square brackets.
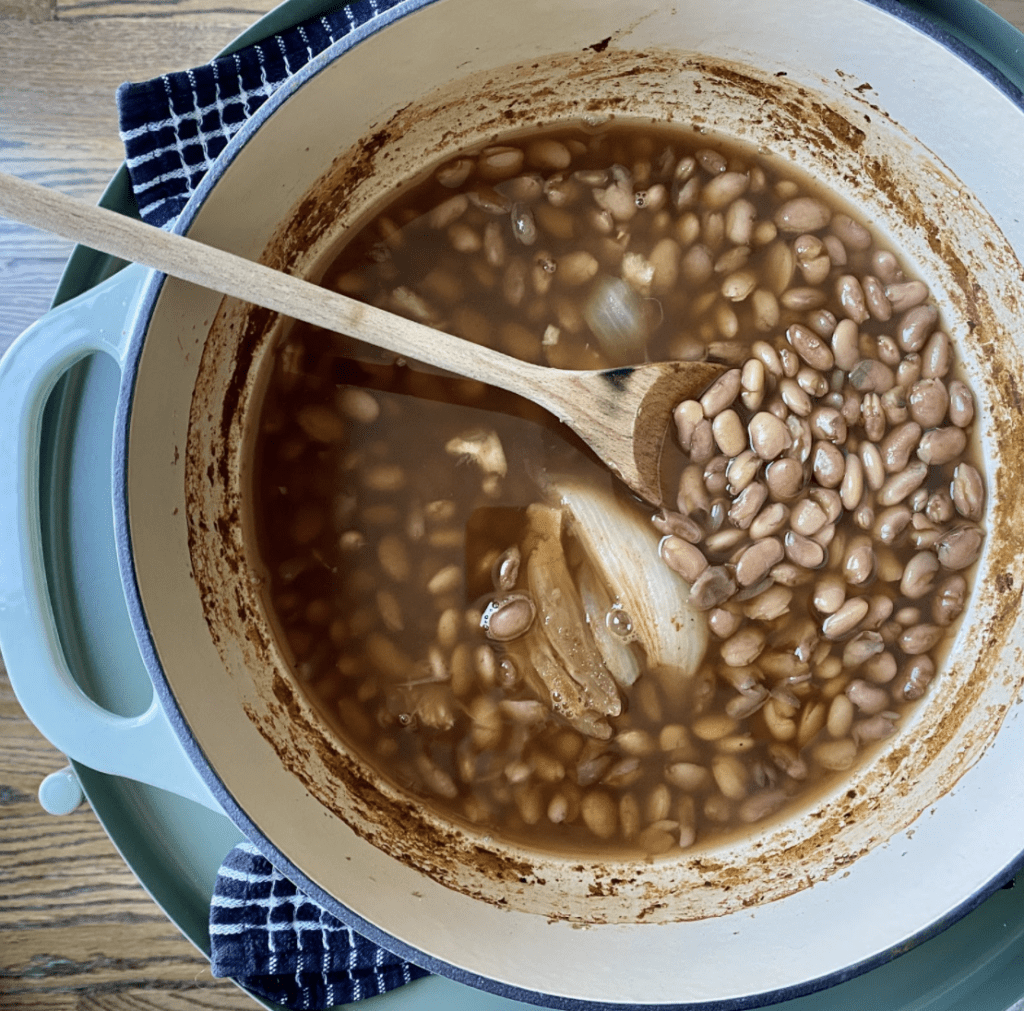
[0, 171, 724, 505]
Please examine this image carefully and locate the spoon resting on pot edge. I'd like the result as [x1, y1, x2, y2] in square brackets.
[0, 171, 726, 507]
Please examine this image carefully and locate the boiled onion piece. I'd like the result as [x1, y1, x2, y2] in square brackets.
[547, 478, 708, 684]
[583, 276, 647, 365]
[577, 559, 642, 688]
[524, 505, 621, 719]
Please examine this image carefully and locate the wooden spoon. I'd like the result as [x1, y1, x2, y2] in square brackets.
[0, 172, 725, 506]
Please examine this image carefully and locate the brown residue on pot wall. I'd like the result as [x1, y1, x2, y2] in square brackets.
[183, 44, 1024, 924]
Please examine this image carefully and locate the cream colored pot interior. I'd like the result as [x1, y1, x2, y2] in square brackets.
[124, 0, 1024, 1004]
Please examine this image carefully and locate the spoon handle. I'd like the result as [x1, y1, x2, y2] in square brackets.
[0, 171, 571, 413]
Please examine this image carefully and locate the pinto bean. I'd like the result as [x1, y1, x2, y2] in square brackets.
[908, 378, 950, 428]
[935, 525, 983, 570]
[735, 537, 785, 587]
[690, 565, 738, 609]
[898, 623, 943, 655]
[775, 196, 831, 233]
[822, 597, 869, 639]
[948, 380, 976, 428]
[862, 275, 892, 321]
[921, 331, 952, 379]
[787, 323, 835, 370]
[766, 458, 805, 501]
[951, 463, 985, 521]
[917, 426, 967, 466]
[790, 498, 829, 537]
[701, 368, 743, 417]
[897, 305, 939, 353]
[877, 461, 929, 506]
[812, 441, 846, 488]
[900, 551, 940, 599]
[843, 538, 877, 586]
[932, 574, 968, 625]
[881, 421, 922, 473]
[885, 280, 928, 313]
[846, 678, 890, 715]
[784, 531, 826, 569]
[860, 442, 886, 491]
[660, 535, 710, 582]
[836, 274, 869, 323]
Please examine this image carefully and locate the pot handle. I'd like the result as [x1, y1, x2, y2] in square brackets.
[0, 264, 221, 814]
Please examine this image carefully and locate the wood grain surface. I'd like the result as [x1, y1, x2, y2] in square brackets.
[2, 1, 1023, 1009]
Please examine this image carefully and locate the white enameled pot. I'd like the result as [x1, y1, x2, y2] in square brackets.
[4, 0, 1024, 1007]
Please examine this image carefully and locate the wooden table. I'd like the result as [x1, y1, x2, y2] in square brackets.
[2, 1, 1023, 1008]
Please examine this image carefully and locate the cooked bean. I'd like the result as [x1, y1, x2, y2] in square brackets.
[750, 502, 790, 539]
[917, 426, 967, 466]
[784, 531, 826, 569]
[921, 330, 951, 379]
[690, 565, 738, 609]
[900, 655, 936, 700]
[843, 538, 876, 585]
[831, 213, 872, 250]
[836, 274, 869, 323]
[712, 409, 748, 456]
[743, 585, 793, 621]
[880, 386, 908, 426]
[822, 597, 869, 639]
[790, 498, 829, 537]
[748, 411, 791, 460]
[814, 738, 857, 771]
[872, 505, 911, 546]
[580, 790, 618, 839]
[813, 573, 847, 614]
[948, 380, 976, 428]
[812, 441, 846, 488]
[775, 196, 831, 233]
[935, 525, 983, 570]
[877, 461, 929, 506]
[861, 274, 892, 321]
[692, 712, 740, 742]
[708, 607, 743, 639]
[908, 378, 950, 428]
[701, 368, 743, 417]
[885, 279, 928, 313]
[766, 458, 805, 501]
[897, 304, 939, 353]
[859, 442, 886, 491]
[932, 574, 968, 625]
[830, 318, 859, 370]
[898, 623, 943, 655]
[826, 695, 855, 738]
[845, 678, 890, 715]
[660, 535, 709, 583]
[673, 399, 704, 452]
[849, 359, 895, 394]
[809, 406, 847, 445]
[842, 631, 885, 668]
[787, 323, 835, 370]
[881, 421, 922, 473]
[729, 483, 769, 530]
[734, 539, 784, 589]
[863, 651, 898, 684]
[951, 463, 985, 521]
[725, 450, 761, 494]
[853, 715, 898, 744]
[900, 551, 939, 599]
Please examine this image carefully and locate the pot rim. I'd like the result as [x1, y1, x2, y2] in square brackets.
[110, 1, 1024, 1007]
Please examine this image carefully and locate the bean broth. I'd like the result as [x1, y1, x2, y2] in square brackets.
[253, 121, 984, 856]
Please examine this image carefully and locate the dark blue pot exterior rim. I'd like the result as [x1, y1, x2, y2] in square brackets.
[108, 1, 1024, 1007]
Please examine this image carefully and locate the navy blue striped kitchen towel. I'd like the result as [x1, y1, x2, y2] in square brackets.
[119, 4, 431, 1003]
[115, 0, 405, 228]
[210, 841, 429, 1008]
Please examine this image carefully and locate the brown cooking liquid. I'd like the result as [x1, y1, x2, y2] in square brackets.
[253, 121, 983, 856]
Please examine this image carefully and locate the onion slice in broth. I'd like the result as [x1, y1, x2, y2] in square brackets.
[546, 478, 708, 687]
